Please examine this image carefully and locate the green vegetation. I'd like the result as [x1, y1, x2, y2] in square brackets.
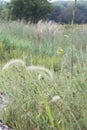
[1, 1, 87, 24]
[0, 21, 87, 130]
[0, 0, 53, 23]
[50, 1, 87, 24]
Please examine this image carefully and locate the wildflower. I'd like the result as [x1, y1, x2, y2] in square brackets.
[57, 48, 64, 55]
[50, 95, 61, 103]
[38, 74, 42, 80]
[38, 74, 44, 80]
[67, 72, 71, 79]
[64, 35, 69, 38]
[59, 48, 64, 53]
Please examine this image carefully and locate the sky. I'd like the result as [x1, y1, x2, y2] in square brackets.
[0, 0, 10, 2]
[2, 0, 10, 2]
[4, 0, 76, 1]
[5, 0, 10, 2]
[47, 0, 73, 3]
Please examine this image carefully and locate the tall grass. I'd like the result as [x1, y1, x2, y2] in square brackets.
[0, 21, 87, 130]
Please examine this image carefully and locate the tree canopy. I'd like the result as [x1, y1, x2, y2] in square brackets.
[9, 0, 53, 23]
[0, 0, 87, 24]
[50, 1, 87, 24]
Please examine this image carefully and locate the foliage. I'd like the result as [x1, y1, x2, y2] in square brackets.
[1, 1, 87, 24]
[50, 1, 87, 24]
[9, 0, 53, 23]
[0, 2, 10, 20]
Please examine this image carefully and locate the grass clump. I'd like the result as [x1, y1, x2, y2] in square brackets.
[0, 21, 87, 130]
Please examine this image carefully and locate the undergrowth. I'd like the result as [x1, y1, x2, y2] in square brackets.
[0, 21, 87, 130]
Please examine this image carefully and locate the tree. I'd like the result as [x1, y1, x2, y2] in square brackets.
[72, 0, 77, 24]
[0, 1, 10, 20]
[9, 0, 53, 23]
[59, 8, 73, 24]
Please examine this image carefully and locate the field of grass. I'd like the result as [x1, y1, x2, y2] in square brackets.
[0, 21, 87, 130]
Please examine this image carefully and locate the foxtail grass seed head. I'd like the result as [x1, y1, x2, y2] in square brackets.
[26, 65, 53, 79]
[2, 59, 26, 70]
